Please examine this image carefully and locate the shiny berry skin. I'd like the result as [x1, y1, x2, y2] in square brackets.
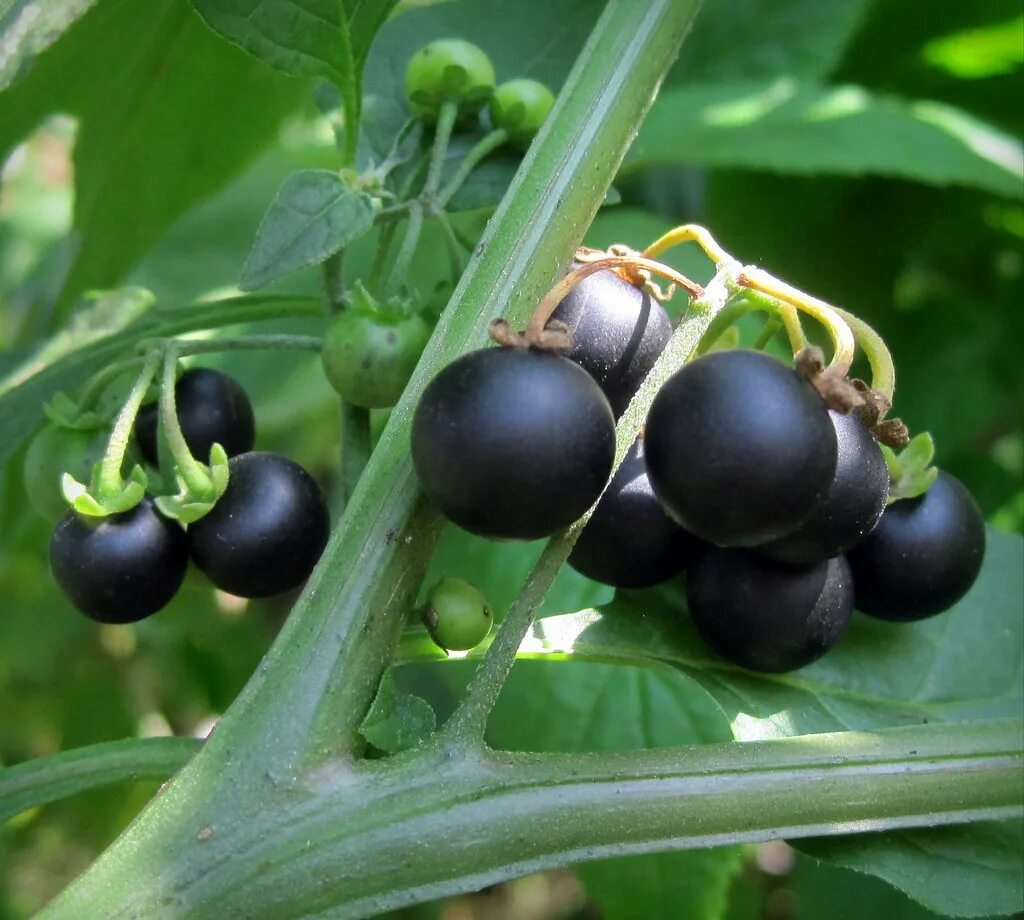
[321, 308, 431, 409]
[686, 549, 854, 673]
[136, 368, 255, 466]
[424, 577, 492, 651]
[50, 498, 189, 623]
[187, 452, 330, 598]
[404, 39, 495, 121]
[645, 350, 838, 547]
[757, 410, 889, 565]
[551, 268, 672, 416]
[489, 78, 555, 147]
[569, 439, 704, 588]
[411, 347, 615, 540]
[24, 423, 108, 521]
[847, 470, 985, 622]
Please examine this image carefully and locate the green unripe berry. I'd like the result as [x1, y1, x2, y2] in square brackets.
[424, 577, 492, 652]
[404, 39, 496, 121]
[489, 79, 555, 146]
[322, 308, 432, 409]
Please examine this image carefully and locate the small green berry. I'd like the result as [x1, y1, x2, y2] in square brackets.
[489, 78, 555, 147]
[424, 577, 492, 651]
[404, 39, 496, 122]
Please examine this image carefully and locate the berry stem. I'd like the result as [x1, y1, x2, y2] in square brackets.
[436, 128, 509, 208]
[323, 252, 346, 313]
[158, 347, 214, 494]
[524, 255, 704, 343]
[832, 306, 896, 402]
[78, 356, 145, 411]
[642, 223, 734, 266]
[385, 202, 424, 297]
[736, 269, 855, 374]
[138, 335, 323, 357]
[339, 402, 371, 514]
[433, 210, 465, 285]
[96, 351, 161, 499]
[751, 314, 783, 350]
[423, 99, 458, 200]
[367, 224, 398, 296]
[442, 277, 730, 745]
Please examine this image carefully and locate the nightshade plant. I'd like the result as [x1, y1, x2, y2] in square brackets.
[0, 1, 1021, 919]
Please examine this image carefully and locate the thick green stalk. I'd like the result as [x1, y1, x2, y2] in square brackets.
[37, 719, 1023, 919]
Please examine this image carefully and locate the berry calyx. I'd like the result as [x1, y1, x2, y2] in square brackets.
[489, 78, 555, 146]
[645, 349, 838, 547]
[423, 577, 492, 651]
[756, 410, 889, 565]
[321, 307, 431, 409]
[50, 497, 189, 623]
[135, 367, 255, 467]
[569, 439, 704, 588]
[551, 267, 673, 417]
[187, 452, 330, 598]
[411, 346, 616, 540]
[847, 469, 985, 621]
[404, 39, 495, 121]
[686, 549, 854, 673]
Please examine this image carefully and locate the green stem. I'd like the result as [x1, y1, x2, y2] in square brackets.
[385, 203, 424, 297]
[139, 335, 323, 357]
[444, 285, 728, 744]
[78, 356, 144, 411]
[736, 287, 807, 353]
[367, 224, 398, 297]
[833, 306, 896, 401]
[423, 99, 458, 200]
[159, 347, 213, 490]
[373, 200, 415, 225]
[96, 351, 160, 497]
[323, 252, 346, 313]
[751, 314, 783, 350]
[433, 210, 465, 285]
[339, 402, 371, 513]
[436, 128, 509, 208]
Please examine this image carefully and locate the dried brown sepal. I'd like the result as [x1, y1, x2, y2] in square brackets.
[873, 418, 911, 449]
[488, 317, 573, 352]
[794, 346, 865, 412]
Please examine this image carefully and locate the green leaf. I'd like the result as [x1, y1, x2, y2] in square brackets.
[671, 0, 873, 82]
[629, 81, 1024, 198]
[0, 294, 322, 467]
[799, 821, 1024, 918]
[490, 662, 742, 920]
[0, 737, 199, 824]
[0, 0, 308, 321]
[359, 670, 436, 752]
[0, 0, 99, 91]
[467, 527, 1023, 741]
[900, 432, 937, 474]
[239, 169, 375, 290]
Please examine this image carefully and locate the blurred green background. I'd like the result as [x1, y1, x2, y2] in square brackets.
[0, 0, 1020, 916]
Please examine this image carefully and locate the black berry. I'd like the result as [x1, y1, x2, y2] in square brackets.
[551, 268, 672, 416]
[569, 439, 704, 588]
[757, 410, 889, 565]
[411, 347, 616, 540]
[188, 452, 330, 598]
[847, 470, 985, 621]
[686, 549, 854, 673]
[136, 368, 255, 466]
[645, 350, 838, 547]
[50, 498, 189, 623]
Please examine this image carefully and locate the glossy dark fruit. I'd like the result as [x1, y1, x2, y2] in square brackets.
[686, 549, 854, 673]
[188, 452, 330, 598]
[321, 308, 431, 409]
[50, 498, 188, 623]
[424, 577, 492, 651]
[847, 470, 985, 621]
[569, 439, 704, 588]
[551, 268, 673, 416]
[757, 410, 889, 565]
[136, 368, 255, 467]
[24, 423, 109, 522]
[411, 347, 616, 540]
[645, 349, 838, 547]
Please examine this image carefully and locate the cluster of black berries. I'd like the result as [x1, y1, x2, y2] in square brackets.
[411, 269, 986, 673]
[50, 368, 329, 624]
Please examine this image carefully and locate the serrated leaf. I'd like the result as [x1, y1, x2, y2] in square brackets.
[0, 0, 308, 322]
[240, 170, 375, 290]
[629, 81, 1024, 198]
[490, 662, 741, 920]
[798, 820, 1024, 918]
[0, 0, 99, 92]
[359, 671, 435, 753]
